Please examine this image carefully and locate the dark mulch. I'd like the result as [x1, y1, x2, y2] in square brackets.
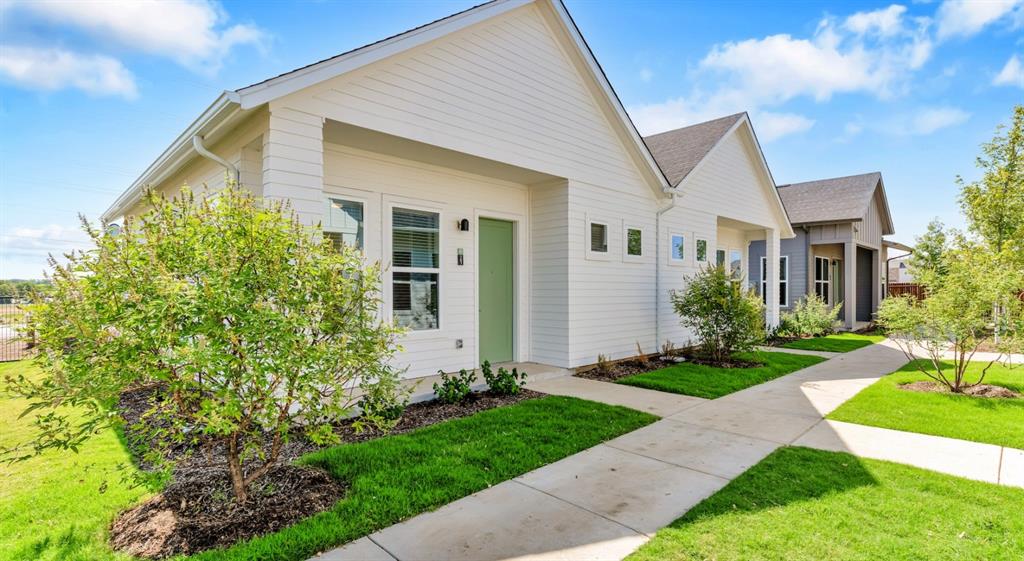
[109, 464, 344, 559]
[576, 354, 760, 383]
[334, 389, 542, 444]
[900, 381, 1021, 399]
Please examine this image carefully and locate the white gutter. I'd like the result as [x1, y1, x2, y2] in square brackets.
[192, 135, 238, 182]
[654, 195, 677, 351]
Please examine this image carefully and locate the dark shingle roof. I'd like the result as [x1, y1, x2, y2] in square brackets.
[642, 113, 744, 186]
[776, 172, 882, 225]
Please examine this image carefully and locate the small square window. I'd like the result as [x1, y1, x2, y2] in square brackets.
[626, 228, 642, 257]
[590, 222, 608, 253]
[670, 233, 685, 262]
[716, 248, 726, 267]
[696, 239, 708, 263]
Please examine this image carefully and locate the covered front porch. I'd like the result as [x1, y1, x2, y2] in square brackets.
[716, 216, 786, 327]
[808, 241, 879, 330]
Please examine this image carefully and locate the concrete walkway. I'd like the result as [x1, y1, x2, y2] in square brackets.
[756, 345, 839, 359]
[318, 341, 1021, 561]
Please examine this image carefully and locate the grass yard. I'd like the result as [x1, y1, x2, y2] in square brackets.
[0, 361, 151, 561]
[618, 351, 825, 399]
[781, 331, 885, 353]
[0, 360, 655, 561]
[828, 359, 1024, 449]
[629, 446, 1024, 561]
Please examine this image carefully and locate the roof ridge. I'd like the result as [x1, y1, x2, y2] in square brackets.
[641, 112, 745, 140]
[781, 170, 881, 188]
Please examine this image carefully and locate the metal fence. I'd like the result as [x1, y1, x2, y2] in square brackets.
[0, 302, 35, 362]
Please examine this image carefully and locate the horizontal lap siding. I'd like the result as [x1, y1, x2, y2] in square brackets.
[530, 182, 570, 366]
[323, 143, 529, 379]
[657, 205, 716, 352]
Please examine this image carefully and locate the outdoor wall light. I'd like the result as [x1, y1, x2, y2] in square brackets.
[458, 218, 470, 231]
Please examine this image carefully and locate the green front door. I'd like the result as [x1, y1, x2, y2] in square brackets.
[479, 218, 514, 363]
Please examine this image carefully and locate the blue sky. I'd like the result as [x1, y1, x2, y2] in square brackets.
[1, 0, 1022, 279]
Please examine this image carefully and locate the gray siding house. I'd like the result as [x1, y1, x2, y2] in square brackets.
[750, 172, 895, 330]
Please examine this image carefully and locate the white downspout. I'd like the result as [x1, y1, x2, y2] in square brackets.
[654, 194, 677, 352]
[192, 135, 239, 182]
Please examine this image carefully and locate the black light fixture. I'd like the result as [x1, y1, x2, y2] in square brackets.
[458, 218, 470, 232]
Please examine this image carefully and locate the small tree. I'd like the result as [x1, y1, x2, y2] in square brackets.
[877, 240, 1023, 392]
[672, 265, 765, 363]
[2, 185, 402, 502]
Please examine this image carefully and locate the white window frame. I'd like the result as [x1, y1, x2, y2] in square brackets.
[814, 256, 831, 305]
[761, 255, 789, 307]
[386, 200, 444, 336]
[323, 196, 366, 251]
[622, 223, 644, 262]
[695, 238, 709, 264]
[668, 231, 687, 266]
[585, 216, 611, 261]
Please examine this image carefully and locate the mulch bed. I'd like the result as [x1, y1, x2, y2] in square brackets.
[111, 383, 540, 558]
[900, 381, 1021, 399]
[109, 464, 343, 559]
[576, 354, 761, 383]
[334, 389, 541, 444]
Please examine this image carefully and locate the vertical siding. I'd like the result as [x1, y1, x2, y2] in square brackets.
[322, 143, 530, 378]
[854, 192, 884, 248]
[749, 230, 807, 309]
[530, 181, 570, 366]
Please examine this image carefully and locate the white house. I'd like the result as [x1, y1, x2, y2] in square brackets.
[102, 0, 794, 379]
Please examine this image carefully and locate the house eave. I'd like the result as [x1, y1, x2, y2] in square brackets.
[101, 92, 244, 222]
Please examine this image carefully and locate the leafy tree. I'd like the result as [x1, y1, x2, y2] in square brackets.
[907, 219, 948, 288]
[672, 265, 765, 363]
[2, 184, 402, 502]
[877, 239, 1023, 392]
[958, 104, 1024, 268]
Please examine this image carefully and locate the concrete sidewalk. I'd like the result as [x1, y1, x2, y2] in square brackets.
[317, 341, 1019, 561]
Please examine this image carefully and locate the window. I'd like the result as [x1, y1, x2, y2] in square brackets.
[670, 233, 686, 263]
[729, 249, 743, 279]
[814, 256, 831, 305]
[625, 227, 642, 257]
[392, 207, 440, 330]
[715, 248, 726, 267]
[324, 198, 364, 250]
[590, 221, 608, 253]
[696, 238, 708, 263]
[760, 256, 789, 307]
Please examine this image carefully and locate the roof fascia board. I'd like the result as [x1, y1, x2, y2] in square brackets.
[676, 114, 796, 238]
[101, 92, 242, 221]
[794, 218, 864, 228]
[543, 0, 672, 194]
[236, 0, 531, 110]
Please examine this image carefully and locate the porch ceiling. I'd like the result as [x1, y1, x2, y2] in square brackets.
[716, 215, 774, 233]
[324, 120, 561, 185]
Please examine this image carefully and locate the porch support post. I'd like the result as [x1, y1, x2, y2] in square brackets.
[263, 106, 325, 225]
[764, 228, 780, 328]
[843, 241, 856, 329]
[872, 248, 881, 317]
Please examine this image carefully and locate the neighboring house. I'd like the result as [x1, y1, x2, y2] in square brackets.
[888, 255, 913, 283]
[101, 0, 793, 379]
[749, 172, 896, 330]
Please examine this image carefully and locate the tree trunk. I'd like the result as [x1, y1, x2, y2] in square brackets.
[227, 435, 248, 503]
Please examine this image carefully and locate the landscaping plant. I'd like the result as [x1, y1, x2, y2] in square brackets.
[432, 368, 476, 403]
[481, 360, 527, 396]
[2, 184, 402, 503]
[672, 265, 765, 363]
[776, 293, 842, 338]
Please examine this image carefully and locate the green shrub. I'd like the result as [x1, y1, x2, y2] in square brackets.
[671, 265, 765, 362]
[432, 368, 476, 404]
[481, 360, 527, 396]
[777, 294, 841, 338]
[357, 367, 411, 432]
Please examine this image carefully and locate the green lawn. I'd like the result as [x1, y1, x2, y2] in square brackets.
[0, 361, 655, 561]
[617, 351, 825, 399]
[781, 331, 885, 353]
[629, 446, 1024, 561]
[0, 361, 150, 561]
[828, 360, 1024, 449]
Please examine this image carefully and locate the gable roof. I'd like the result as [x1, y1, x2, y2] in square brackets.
[642, 113, 744, 187]
[777, 172, 883, 225]
[102, 0, 670, 221]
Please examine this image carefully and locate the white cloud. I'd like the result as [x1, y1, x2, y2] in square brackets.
[753, 111, 816, 141]
[639, 68, 654, 83]
[935, 0, 1023, 40]
[0, 46, 137, 98]
[845, 5, 908, 37]
[1, 224, 92, 252]
[994, 54, 1024, 87]
[6, 0, 265, 74]
[911, 106, 970, 133]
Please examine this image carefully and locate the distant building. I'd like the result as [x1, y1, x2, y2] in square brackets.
[888, 255, 914, 283]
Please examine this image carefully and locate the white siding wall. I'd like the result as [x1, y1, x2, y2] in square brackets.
[264, 108, 325, 224]
[657, 204, 717, 351]
[323, 143, 530, 379]
[530, 181, 571, 366]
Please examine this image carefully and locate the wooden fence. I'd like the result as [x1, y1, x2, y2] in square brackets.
[887, 282, 925, 300]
